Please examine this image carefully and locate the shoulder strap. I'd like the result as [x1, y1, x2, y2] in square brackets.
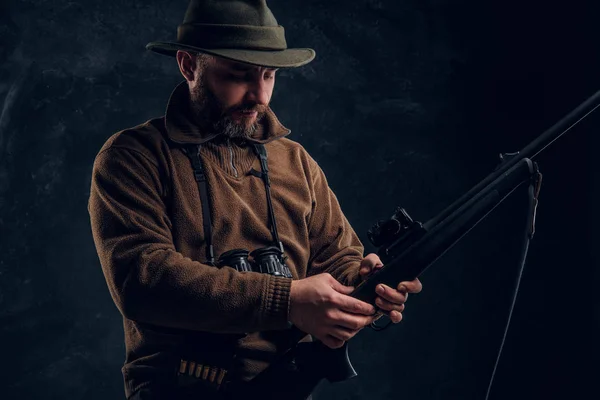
[252, 144, 284, 253]
[182, 144, 215, 266]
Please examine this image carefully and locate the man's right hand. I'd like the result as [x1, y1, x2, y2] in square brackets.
[288, 273, 377, 349]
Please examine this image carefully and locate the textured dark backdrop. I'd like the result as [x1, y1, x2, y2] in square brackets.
[0, 1, 597, 399]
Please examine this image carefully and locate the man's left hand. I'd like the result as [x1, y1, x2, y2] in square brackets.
[358, 253, 422, 323]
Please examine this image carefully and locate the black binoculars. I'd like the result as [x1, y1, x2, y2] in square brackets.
[216, 246, 293, 278]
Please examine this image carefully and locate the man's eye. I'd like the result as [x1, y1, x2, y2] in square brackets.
[228, 74, 246, 81]
[264, 74, 275, 80]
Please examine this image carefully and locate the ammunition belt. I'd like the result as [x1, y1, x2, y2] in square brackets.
[178, 358, 228, 389]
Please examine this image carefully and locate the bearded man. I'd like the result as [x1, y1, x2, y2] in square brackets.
[88, 1, 422, 399]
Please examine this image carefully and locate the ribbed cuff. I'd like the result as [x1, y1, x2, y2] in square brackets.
[260, 275, 292, 330]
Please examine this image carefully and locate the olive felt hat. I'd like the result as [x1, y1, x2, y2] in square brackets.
[146, 0, 316, 68]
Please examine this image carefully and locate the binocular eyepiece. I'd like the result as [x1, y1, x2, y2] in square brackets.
[217, 246, 293, 278]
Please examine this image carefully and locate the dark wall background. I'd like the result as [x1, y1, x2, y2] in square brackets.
[0, 0, 597, 399]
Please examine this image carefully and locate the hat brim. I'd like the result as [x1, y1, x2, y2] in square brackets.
[146, 41, 315, 68]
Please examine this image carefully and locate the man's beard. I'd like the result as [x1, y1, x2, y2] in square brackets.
[189, 78, 267, 140]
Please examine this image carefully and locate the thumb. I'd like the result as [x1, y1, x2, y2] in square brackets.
[360, 253, 383, 276]
[329, 278, 354, 295]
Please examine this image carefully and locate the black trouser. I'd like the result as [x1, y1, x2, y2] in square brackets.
[128, 384, 313, 400]
[129, 385, 224, 400]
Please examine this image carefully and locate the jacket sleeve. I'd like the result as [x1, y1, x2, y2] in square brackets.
[88, 146, 291, 334]
[305, 156, 365, 286]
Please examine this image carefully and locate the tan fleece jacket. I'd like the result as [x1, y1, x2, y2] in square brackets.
[88, 81, 364, 397]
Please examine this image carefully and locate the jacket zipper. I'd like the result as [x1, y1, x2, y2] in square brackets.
[227, 138, 239, 178]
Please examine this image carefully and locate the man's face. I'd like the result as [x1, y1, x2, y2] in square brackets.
[188, 55, 278, 139]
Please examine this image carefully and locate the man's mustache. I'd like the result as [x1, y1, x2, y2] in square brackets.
[226, 104, 268, 115]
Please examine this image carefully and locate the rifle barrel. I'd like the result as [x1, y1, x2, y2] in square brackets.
[426, 89, 600, 229]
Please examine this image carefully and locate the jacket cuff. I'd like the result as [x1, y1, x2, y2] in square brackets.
[260, 275, 292, 330]
[334, 260, 362, 287]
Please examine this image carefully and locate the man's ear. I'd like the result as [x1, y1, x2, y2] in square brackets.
[176, 50, 196, 82]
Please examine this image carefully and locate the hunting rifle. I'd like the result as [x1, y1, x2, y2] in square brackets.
[228, 89, 600, 399]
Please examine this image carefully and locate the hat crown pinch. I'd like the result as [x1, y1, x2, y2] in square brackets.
[183, 0, 279, 27]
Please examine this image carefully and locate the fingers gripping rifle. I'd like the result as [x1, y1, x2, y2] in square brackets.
[231, 90, 600, 399]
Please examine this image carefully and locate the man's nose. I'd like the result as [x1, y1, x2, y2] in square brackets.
[245, 79, 270, 105]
